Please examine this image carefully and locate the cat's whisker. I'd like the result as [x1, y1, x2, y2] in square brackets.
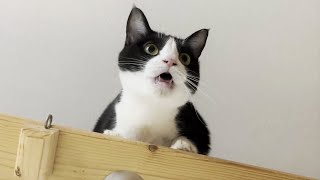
[186, 80, 216, 104]
[118, 61, 145, 63]
[118, 60, 147, 64]
[174, 72, 197, 92]
[139, 56, 149, 61]
[176, 69, 210, 90]
[118, 61, 146, 64]
[189, 96, 207, 126]
[187, 74, 200, 79]
[173, 76, 207, 126]
[119, 56, 147, 62]
[186, 76, 200, 82]
[118, 63, 146, 66]
[177, 77, 215, 128]
[174, 69, 216, 104]
[186, 77, 210, 88]
[187, 97, 205, 122]
[186, 74, 200, 80]
[185, 78, 211, 97]
[186, 68, 200, 76]
[185, 71, 210, 87]
[118, 62, 145, 65]
[187, 74, 200, 80]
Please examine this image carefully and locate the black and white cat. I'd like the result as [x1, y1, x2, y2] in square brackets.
[94, 7, 210, 155]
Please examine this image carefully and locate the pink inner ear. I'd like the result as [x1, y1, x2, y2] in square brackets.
[131, 19, 148, 34]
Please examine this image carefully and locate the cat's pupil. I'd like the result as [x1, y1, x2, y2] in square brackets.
[181, 55, 187, 62]
[148, 46, 155, 53]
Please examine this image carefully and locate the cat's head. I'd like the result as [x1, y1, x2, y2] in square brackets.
[118, 7, 209, 107]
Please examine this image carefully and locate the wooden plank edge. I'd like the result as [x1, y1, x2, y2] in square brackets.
[0, 113, 316, 180]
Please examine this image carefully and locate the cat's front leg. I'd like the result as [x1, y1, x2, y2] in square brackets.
[170, 136, 198, 153]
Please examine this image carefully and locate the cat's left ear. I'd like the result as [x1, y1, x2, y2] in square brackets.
[125, 7, 152, 45]
[184, 29, 209, 58]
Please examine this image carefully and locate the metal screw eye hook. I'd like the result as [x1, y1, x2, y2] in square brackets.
[44, 114, 53, 129]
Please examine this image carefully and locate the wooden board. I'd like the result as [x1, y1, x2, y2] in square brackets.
[0, 114, 315, 180]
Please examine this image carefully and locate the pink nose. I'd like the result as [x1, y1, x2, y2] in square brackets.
[163, 59, 177, 67]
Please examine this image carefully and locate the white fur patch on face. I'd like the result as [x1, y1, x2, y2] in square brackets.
[132, 19, 148, 34]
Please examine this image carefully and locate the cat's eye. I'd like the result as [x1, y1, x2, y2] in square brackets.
[179, 53, 191, 65]
[144, 43, 159, 56]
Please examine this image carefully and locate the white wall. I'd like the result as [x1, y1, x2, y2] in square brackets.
[1, 0, 319, 178]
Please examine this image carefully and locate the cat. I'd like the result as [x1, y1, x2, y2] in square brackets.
[93, 7, 211, 156]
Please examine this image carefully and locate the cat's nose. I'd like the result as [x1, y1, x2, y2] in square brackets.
[163, 59, 177, 67]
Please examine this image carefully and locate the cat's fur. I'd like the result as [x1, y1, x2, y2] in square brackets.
[94, 7, 210, 155]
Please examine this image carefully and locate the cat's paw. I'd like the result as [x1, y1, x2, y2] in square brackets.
[103, 129, 121, 137]
[170, 137, 198, 153]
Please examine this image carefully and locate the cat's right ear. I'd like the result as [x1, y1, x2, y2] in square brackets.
[184, 29, 209, 59]
[125, 7, 152, 45]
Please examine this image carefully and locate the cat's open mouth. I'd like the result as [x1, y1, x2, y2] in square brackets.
[155, 72, 173, 88]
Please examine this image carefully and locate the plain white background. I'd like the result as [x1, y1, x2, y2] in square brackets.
[1, 0, 319, 178]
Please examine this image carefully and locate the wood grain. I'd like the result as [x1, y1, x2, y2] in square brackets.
[0, 114, 315, 180]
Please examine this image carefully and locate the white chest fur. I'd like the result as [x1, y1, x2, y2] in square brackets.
[112, 93, 179, 146]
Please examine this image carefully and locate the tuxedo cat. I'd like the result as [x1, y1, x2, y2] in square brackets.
[94, 7, 210, 155]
